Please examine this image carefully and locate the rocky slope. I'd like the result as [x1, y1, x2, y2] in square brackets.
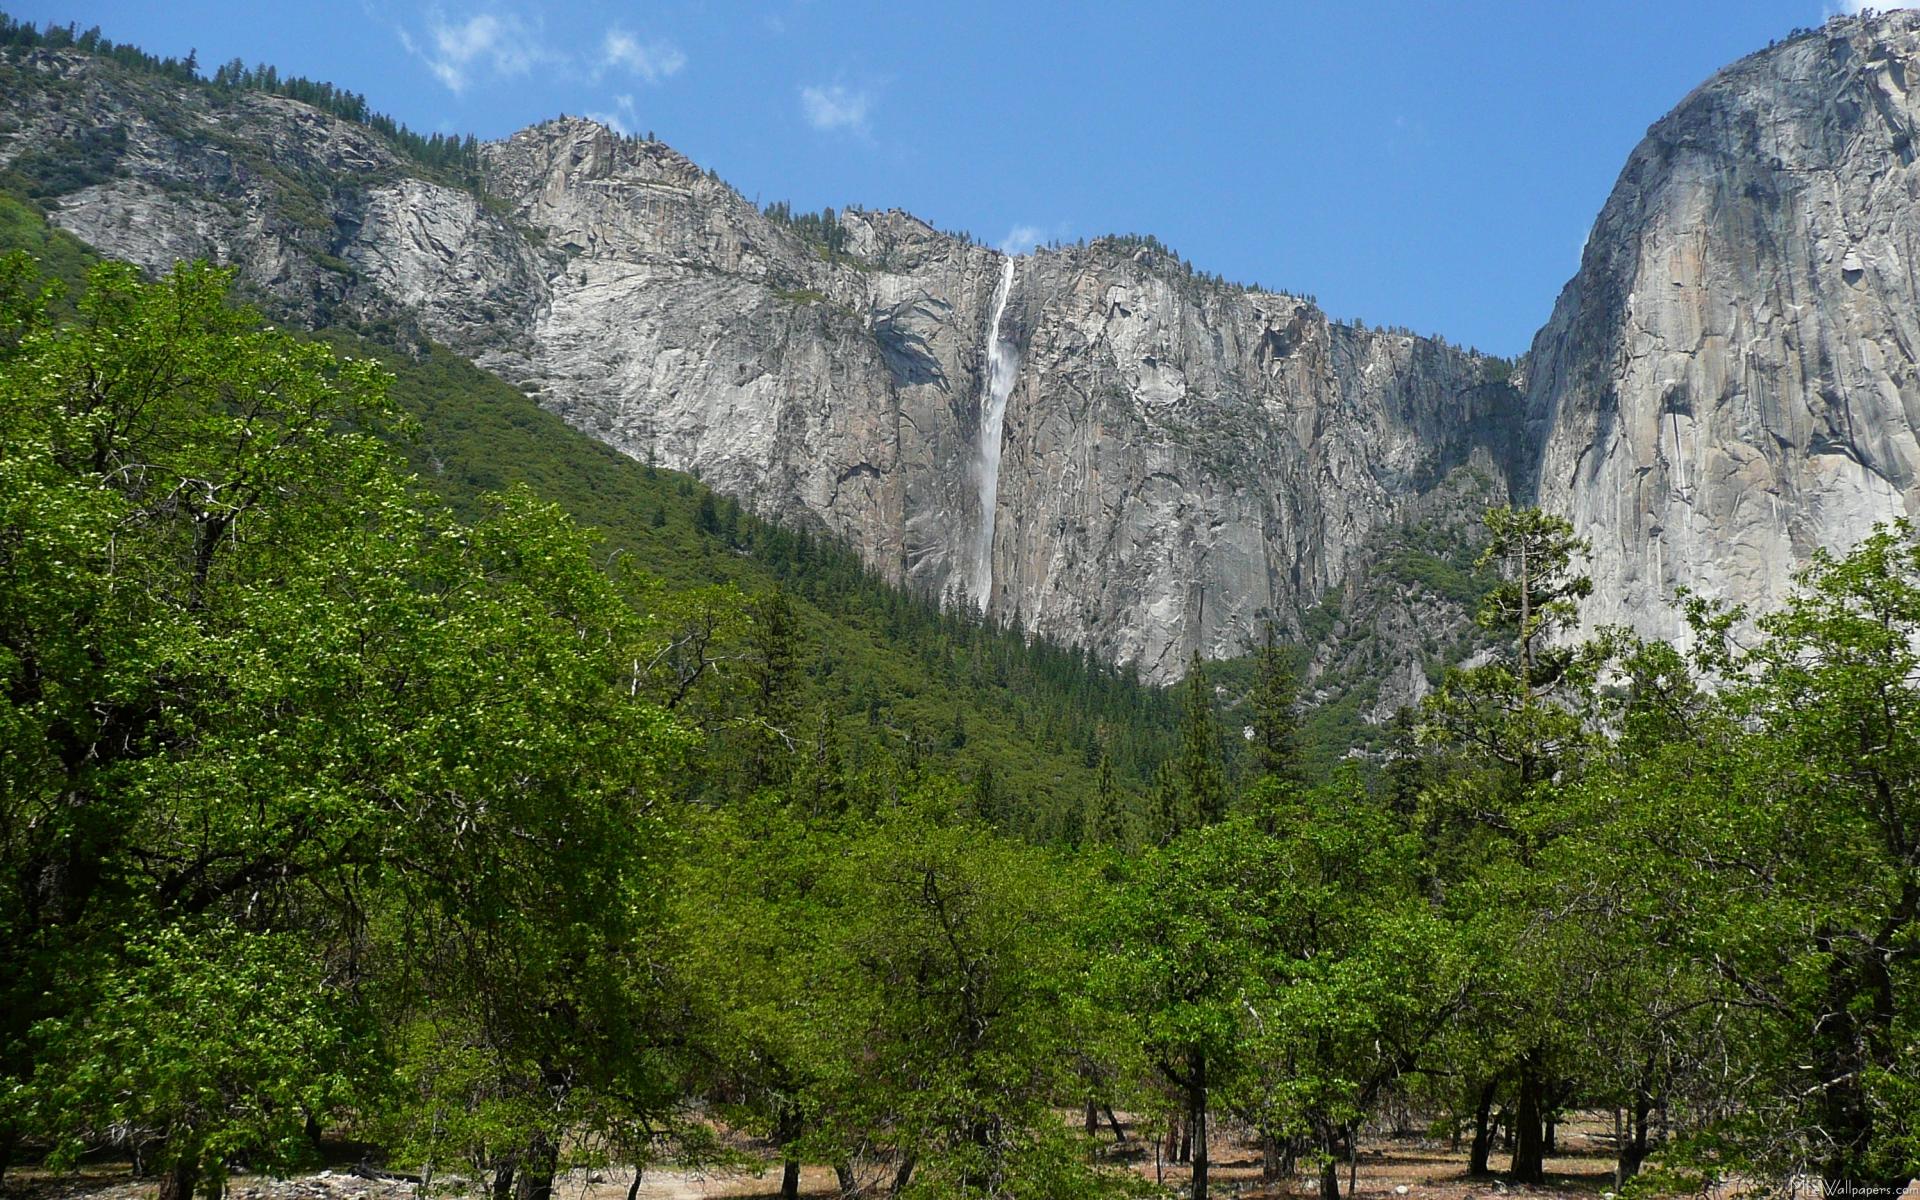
[7, 12, 1915, 689]
[1524, 12, 1920, 642]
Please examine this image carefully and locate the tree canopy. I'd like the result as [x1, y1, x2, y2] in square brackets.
[0, 239, 1916, 1200]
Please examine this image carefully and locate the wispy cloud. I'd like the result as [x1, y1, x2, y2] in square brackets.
[400, 9, 545, 94]
[997, 224, 1046, 255]
[996, 222, 1074, 255]
[602, 28, 685, 84]
[396, 8, 686, 96]
[586, 94, 641, 136]
[800, 83, 872, 134]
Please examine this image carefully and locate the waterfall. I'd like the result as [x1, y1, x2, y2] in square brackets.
[968, 257, 1019, 606]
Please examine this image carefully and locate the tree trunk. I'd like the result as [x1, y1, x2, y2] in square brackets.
[514, 1137, 557, 1200]
[834, 1162, 857, 1197]
[1619, 1094, 1651, 1181]
[1467, 1080, 1497, 1178]
[1085, 1099, 1100, 1137]
[777, 1106, 803, 1200]
[625, 1168, 644, 1200]
[490, 1155, 516, 1200]
[1318, 1124, 1342, 1200]
[1103, 1104, 1127, 1144]
[888, 1156, 915, 1196]
[158, 1160, 200, 1200]
[1510, 1065, 1547, 1185]
[1612, 1107, 1624, 1190]
[1348, 1124, 1358, 1199]
[1544, 1111, 1557, 1155]
[1188, 1046, 1210, 1200]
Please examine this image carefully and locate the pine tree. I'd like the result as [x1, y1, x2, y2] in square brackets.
[1087, 750, 1128, 849]
[1244, 619, 1306, 831]
[1174, 648, 1227, 833]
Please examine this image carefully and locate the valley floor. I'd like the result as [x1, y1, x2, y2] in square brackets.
[2, 1115, 1771, 1200]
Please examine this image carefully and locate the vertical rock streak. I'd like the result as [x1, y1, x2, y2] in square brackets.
[968, 257, 1018, 606]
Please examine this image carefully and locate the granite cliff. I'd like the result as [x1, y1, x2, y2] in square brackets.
[1524, 12, 1920, 642]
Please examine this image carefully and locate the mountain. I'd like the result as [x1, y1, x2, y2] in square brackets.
[1524, 12, 1920, 643]
[0, 31, 1516, 698]
[4, 11, 1915, 694]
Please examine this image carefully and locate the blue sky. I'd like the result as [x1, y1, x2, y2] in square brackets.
[7, 0, 1886, 355]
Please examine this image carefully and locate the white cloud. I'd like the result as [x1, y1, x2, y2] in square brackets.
[997, 224, 1046, 255]
[800, 84, 872, 134]
[602, 28, 685, 84]
[400, 9, 545, 94]
[996, 223, 1073, 255]
[586, 94, 640, 136]
[398, 9, 686, 97]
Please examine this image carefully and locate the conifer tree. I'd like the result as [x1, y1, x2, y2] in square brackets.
[1166, 647, 1227, 838]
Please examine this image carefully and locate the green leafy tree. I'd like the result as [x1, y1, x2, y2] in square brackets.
[1223, 782, 1467, 1200]
[31, 927, 371, 1200]
[1096, 821, 1278, 1200]
[677, 791, 847, 1200]
[0, 258, 696, 1197]
[1599, 528, 1920, 1193]
[370, 490, 695, 1200]
[0, 257, 402, 1178]
[813, 790, 1115, 1197]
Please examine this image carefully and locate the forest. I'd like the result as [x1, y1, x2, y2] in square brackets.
[0, 242, 1917, 1200]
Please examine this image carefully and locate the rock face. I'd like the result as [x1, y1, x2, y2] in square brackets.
[1524, 13, 1920, 642]
[465, 121, 1524, 680]
[7, 13, 1919, 684]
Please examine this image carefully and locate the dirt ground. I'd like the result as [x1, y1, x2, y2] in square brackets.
[1091, 1110, 1626, 1200]
[7, 1116, 1911, 1200]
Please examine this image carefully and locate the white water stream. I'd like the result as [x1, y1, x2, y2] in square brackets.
[967, 258, 1019, 606]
